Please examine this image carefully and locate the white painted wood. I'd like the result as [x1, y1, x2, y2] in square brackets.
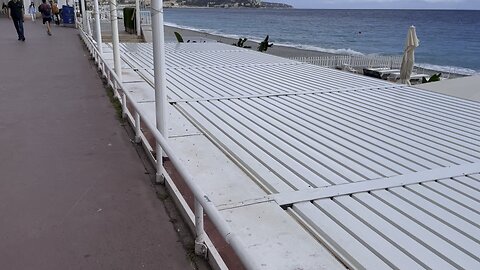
[274, 163, 480, 205]
[407, 184, 480, 225]
[391, 186, 480, 241]
[336, 195, 457, 269]
[182, 101, 306, 191]
[457, 174, 480, 190]
[293, 202, 392, 270]
[422, 181, 480, 212]
[370, 189, 480, 259]
[439, 177, 480, 200]
[314, 198, 424, 269]
[351, 193, 478, 269]
[233, 98, 402, 177]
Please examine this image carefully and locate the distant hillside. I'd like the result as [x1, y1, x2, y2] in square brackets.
[260, 1, 292, 8]
[174, 0, 292, 8]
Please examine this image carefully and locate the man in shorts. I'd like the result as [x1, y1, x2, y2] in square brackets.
[38, 0, 52, 35]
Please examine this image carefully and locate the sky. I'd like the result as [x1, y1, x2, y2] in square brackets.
[280, 0, 480, 10]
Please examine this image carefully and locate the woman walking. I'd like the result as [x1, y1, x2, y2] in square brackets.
[28, 1, 35, 22]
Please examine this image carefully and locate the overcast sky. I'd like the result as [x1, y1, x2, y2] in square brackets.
[280, 0, 480, 10]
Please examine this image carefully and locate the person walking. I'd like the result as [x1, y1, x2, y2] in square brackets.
[7, 0, 25, 41]
[28, 1, 35, 22]
[51, 1, 60, 25]
[38, 0, 52, 36]
[2, 2, 8, 14]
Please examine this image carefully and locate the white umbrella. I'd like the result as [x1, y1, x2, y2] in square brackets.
[399, 26, 420, 85]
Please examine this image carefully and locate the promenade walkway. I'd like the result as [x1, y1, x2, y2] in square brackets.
[0, 18, 204, 270]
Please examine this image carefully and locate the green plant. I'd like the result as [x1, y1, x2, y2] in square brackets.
[105, 86, 125, 122]
[174, 32, 184, 43]
[422, 73, 442, 83]
[258, 35, 273, 52]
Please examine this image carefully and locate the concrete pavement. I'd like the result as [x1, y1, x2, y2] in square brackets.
[0, 17, 206, 270]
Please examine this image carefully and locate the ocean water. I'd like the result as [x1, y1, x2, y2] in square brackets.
[164, 9, 480, 74]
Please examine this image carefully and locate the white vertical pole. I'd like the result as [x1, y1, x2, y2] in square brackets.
[194, 200, 206, 256]
[134, 112, 141, 143]
[109, 0, 122, 82]
[135, 0, 141, 37]
[23, 0, 28, 16]
[93, 0, 103, 54]
[86, 11, 92, 36]
[80, 0, 86, 28]
[151, 0, 167, 183]
[121, 93, 127, 118]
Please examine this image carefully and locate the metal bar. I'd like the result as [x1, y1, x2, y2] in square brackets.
[109, 0, 122, 82]
[93, 0, 103, 55]
[135, 112, 141, 143]
[135, 0, 141, 37]
[274, 162, 480, 206]
[151, 0, 168, 183]
[86, 11, 92, 36]
[80, 0, 86, 27]
[194, 199, 207, 256]
[122, 92, 127, 118]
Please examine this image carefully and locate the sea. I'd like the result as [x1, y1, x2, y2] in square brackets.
[163, 8, 480, 75]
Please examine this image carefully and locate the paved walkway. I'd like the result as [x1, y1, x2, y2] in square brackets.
[0, 18, 202, 270]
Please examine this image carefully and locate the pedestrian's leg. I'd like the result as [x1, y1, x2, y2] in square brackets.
[31, 14, 34, 21]
[18, 19, 25, 40]
[13, 19, 21, 40]
[47, 21, 52, 35]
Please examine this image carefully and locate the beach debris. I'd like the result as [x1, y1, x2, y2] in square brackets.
[258, 35, 273, 52]
[174, 32, 184, 43]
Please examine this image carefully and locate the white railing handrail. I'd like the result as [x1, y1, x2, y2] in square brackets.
[290, 55, 403, 69]
[140, 10, 151, 25]
[78, 27, 257, 270]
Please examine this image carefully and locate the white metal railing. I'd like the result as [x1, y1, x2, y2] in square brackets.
[140, 10, 151, 25]
[86, 11, 93, 36]
[291, 55, 403, 69]
[78, 26, 256, 270]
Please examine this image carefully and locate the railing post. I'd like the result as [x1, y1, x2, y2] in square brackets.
[134, 112, 141, 143]
[113, 80, 119, 98]
[80, 0, 86, 28]
[121, 92, 127, 118]
[86, 11, 92, 36]
[110, 0, 122, 83]
[135, 0, 141, 37]
[194, 199, 207, 257]
[93, 0, 103, 55]
[151, 0, 168, 184]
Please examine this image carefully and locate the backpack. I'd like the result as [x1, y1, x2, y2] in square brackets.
[52, 3, 59, 14]
[39, 3, 51, 17]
